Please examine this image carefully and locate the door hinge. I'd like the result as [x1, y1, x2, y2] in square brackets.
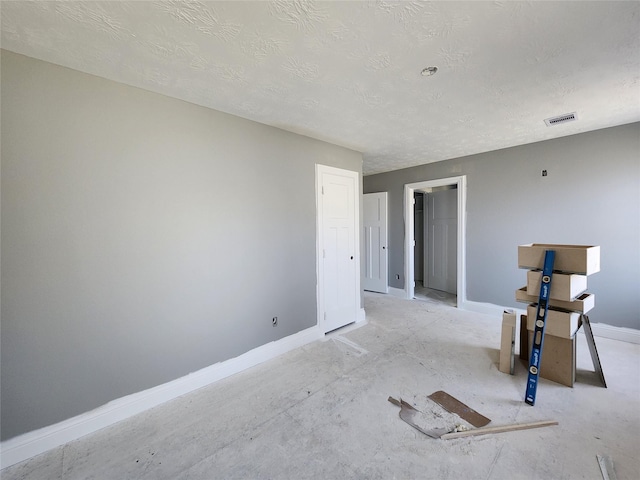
[323, 249, 326, 258]
[412, 198, 416, 205]
[322, 186, 324, 195]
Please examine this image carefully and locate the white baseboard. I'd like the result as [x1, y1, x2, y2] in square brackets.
[459, 299, 507, 316]
[357, 307, 366, 323]
[460, 300, 640, 344]
[0, 326, 323, 470]
[388, 287, 407, 298]
[584, 322, 640, 344]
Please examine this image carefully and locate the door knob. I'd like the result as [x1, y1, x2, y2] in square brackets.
[350, 256, 354, 260]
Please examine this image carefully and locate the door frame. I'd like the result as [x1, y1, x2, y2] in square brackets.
[404, 176, 467, 306]
[316, 164, 362, 333]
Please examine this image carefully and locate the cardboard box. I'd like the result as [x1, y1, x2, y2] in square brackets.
[526, 270, 587, 301]
[515, 287, 595, 313]
[527, 304, 581, 338]
[499, 310, 516, 374]
[518, 244, 600, 275]
[527, 330, 576, 387]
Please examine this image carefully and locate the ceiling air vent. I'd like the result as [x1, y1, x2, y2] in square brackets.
[544, 112, 578, 127]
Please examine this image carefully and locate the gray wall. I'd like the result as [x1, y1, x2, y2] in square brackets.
[0, 51, 362, 440]
[364, 122, 640, 330]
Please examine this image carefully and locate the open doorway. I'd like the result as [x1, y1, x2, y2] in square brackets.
[414, 187, 457, 307]
[404, 176, 467, 308]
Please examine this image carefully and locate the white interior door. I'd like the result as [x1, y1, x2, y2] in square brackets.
[317, 165, 360, 333]
[427, 188, 457, 294]
[363, 192, 388, 293]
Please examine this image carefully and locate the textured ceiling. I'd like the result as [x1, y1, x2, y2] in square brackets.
[2, 1, 639, 175]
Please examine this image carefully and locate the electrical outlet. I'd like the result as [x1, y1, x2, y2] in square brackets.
[272, 317, 278, 327]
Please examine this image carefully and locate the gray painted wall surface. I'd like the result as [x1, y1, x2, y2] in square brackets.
[1, 51, 362, 440]
[364, 123, 640, 330]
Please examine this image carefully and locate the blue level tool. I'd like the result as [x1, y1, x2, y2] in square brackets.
[525, 250, 555, 406]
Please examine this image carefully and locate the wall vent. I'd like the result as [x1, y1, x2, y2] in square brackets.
[544, 112, 577, 126]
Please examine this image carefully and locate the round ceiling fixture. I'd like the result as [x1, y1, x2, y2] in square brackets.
[421, 66, 438, 76]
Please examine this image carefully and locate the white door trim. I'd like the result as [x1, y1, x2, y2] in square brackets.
[316, 164, 362, 333]
[404, 176, 467, 307]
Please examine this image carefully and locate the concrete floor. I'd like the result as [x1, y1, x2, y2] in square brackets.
[3, 292, 639, 479]
[414, 282, 457, 307]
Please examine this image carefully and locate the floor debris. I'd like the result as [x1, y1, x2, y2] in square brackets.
[596, 454, 617, 480]
[387, 397, 449, 438]
[389, 394, 557, 442]
[440, 420, 559, 440]
[427, 390, 491, 428]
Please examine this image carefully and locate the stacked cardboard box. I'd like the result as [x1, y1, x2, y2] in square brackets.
[515, 244, 600, 387]
[499, 310, 516, 374]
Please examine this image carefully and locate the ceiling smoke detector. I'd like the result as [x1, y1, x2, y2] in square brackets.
[544, 112, 578, 126]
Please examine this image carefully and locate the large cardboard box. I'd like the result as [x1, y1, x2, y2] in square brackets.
[527, 330, 576, 387]
[518, 244, 600, 275]
[499, 310, 516, 374]
[515, 287, 595, 313]
[527, 304, 581, 338]
[526, 270, 587, 301]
